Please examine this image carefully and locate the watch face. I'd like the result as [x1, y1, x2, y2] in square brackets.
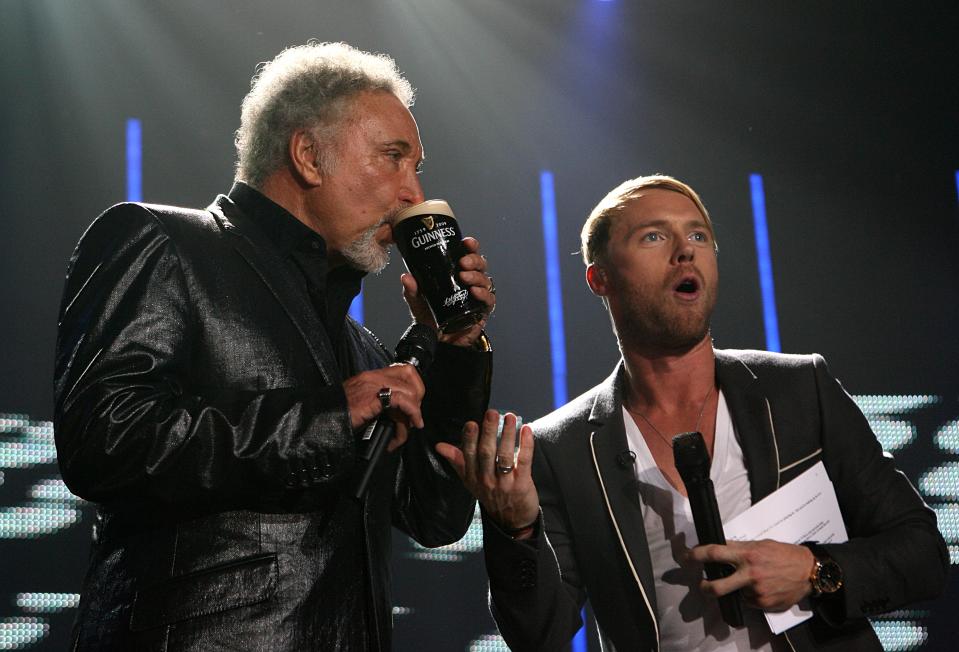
[816, 558, 844, 593]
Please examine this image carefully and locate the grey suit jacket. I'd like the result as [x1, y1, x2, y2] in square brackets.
[484, 349, 947, 652]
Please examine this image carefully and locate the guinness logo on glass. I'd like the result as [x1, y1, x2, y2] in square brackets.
[394, 199, 486, 334]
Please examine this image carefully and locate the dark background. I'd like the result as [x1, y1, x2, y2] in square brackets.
[2, 1, 957, 650]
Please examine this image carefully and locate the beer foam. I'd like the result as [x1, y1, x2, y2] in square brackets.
[395, 199, 455, 221]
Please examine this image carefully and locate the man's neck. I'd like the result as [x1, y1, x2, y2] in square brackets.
[251, 175, 348, 269]
[255, 173, 310, 221]
[621, 335, 716, 413]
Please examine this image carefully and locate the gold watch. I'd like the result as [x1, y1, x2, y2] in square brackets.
[804, 543, 844, 596]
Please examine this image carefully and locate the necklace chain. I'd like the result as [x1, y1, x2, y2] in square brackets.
[626, 386, 714, 448]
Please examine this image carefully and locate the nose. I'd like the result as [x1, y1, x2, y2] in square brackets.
[399, 169, 425, 206]
[673, 240, 695, 264]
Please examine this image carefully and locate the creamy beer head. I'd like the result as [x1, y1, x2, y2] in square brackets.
[393, 199, 486, 333]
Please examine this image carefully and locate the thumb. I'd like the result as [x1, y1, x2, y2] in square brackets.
[386, 423, 409, 452]
[435, 442, 465, 479]
[401, 273, 435, 325]
[401, 272, 419, 297]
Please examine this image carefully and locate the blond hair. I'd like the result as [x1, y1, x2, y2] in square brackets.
[581, 174, 716, 265]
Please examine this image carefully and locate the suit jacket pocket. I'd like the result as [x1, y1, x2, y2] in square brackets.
[130, 552, 277, 631]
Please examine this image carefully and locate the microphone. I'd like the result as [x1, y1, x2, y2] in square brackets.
[673, 431, 744, 628]
[352, 323, 438, 500]
[616, 450, 637, 469]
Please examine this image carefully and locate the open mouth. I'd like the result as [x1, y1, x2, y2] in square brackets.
[674, 276, 700, 295]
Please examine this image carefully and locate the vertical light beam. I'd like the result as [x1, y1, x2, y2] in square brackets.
[126, 118, 142, 202]
[349, 291, 364, 325]
[749, 173, 781, 353]
[541, 169, 585, 650]
[540, 170, 568, 408]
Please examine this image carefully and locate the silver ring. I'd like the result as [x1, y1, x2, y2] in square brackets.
[494, 454, 513, 475]
[378, 387, 392, 410]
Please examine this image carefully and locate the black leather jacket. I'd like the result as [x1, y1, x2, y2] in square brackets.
[54, 192, 490, 651]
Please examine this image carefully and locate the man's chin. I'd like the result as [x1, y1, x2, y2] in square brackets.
[348, 248, 391, 275]
[619, 318, 711, 356]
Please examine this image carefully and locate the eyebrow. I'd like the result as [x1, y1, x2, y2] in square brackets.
[624, 217, 710, 240]
[383, 139, 426, 168]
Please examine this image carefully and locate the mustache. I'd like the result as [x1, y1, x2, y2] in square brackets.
[382, 206, 407, 228]
[666, 268, 704, 288]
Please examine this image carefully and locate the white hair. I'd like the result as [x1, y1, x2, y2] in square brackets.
[235, 41, 415, 187]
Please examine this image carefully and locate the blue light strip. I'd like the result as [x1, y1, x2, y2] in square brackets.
[126, 118, 142, 202]
[749, 173, 781, 353]
[541, 170, 585, 651]
[572, 620, 588, 651]
[540, 170, 568, 408]
[349, 290, 364, 325]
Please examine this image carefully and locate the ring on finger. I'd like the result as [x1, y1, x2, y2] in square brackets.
[378, 387, 392, 410]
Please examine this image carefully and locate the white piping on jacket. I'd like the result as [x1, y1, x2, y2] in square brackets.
[590, 432, 659, 652]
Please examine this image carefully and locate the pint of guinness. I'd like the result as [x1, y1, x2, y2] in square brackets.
[393, 200, 487, 333]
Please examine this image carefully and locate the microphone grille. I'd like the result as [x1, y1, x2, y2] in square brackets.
[672, 431, 710, 483]
[395, 323, 438, 370]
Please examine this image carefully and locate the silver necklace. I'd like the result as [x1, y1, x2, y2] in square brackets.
[626, 386, 714, 447]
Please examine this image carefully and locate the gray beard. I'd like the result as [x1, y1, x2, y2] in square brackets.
[342, 219, 391, 274]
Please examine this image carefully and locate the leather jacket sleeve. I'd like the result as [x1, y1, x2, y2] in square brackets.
[55, 204, 358, 509]
[391, 340, 490, 547]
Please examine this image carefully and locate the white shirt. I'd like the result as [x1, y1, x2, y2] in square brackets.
[622, 390, 785, 652]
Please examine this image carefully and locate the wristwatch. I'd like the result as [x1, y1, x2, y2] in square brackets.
[803, 543, 844, 597]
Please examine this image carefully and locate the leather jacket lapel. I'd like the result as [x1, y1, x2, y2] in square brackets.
[588, 362, 660, 626]
[715, 350, 779, 501]
[208, 195, 340, 385]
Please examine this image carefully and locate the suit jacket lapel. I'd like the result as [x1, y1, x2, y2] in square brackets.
[208, 195, 340, 385]
[588, 362, 659, 620]
[715, 350, 779, 502]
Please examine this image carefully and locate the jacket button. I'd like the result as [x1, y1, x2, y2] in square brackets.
[319, 453, 335, 477]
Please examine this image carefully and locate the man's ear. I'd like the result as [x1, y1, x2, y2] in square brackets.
[586, 263, 609, 296]
[289, 130, 324, 187]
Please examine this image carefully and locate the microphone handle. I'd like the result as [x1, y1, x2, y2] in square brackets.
[351, 418, 394, 500]
[348, 323, 436, 501]
[686, 477, 744, 628]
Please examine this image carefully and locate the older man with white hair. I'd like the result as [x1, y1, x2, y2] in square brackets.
[55, 42, 494, 651]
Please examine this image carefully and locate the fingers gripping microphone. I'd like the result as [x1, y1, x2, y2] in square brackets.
[352, 323, 438, 500]
[673, 431, 744, 628]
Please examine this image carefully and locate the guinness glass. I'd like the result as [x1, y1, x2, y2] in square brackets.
[393, 200, 486, 333]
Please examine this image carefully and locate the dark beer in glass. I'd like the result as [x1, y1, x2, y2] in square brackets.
[393, 200, 486, 333]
